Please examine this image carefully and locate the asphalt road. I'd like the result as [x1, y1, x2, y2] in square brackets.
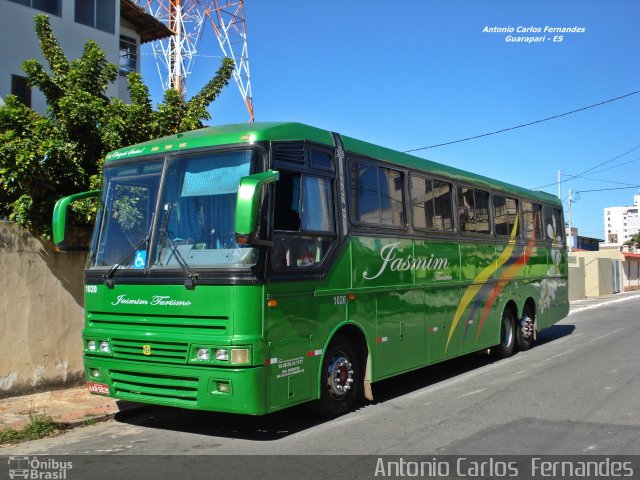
[4, 294, 640, 458]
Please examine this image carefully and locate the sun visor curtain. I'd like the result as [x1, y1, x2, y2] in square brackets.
[181, 151, 252, 197]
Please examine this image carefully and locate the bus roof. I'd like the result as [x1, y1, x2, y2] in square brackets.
[105, 121, 560, 206]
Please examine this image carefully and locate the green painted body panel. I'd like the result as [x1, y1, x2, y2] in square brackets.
[83, 284, 271, 414]
[72, 122, 569, 415]
[104, 123, 335, 163]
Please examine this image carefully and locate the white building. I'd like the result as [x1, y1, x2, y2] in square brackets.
[603, 194, 640, 247]
[0, 0, 170, 114]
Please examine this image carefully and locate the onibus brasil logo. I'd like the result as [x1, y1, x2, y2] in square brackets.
[8, 457, 72, 479]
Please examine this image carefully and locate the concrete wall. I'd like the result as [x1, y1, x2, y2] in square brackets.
[0, 222, 86, 398]
[571, 250, 625, 298]
[568, 255, 586, 300]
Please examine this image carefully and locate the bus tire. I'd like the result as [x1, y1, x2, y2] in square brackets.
[517, 306, 535, 351]
[312, 334, 361, 418]
[492, 309, 515, 358]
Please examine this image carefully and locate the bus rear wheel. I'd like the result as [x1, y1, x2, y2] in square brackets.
[492, 309, 515, 358]
[312, 334, 361, 418]
[517, 305, 535, 351]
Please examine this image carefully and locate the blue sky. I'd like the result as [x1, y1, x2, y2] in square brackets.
[141, 0, 640, 240]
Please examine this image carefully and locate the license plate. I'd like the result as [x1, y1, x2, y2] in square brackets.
[87, 381, 110, 395]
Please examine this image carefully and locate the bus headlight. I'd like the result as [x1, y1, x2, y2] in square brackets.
[215, 349, 229, 361]
[99, 341, 110, 353]
[87, 340, 97, 351]
[196, 348, 210, 361]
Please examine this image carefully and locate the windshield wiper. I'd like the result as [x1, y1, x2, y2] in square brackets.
[157, 229, 199, 289]
[102, 237, 148, 288]
[156, 203, 199, 289]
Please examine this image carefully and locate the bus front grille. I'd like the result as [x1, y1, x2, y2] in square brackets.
[110, 370, 199, 406]
[88, 314, 228, 336]
[112, 338, 189, 364]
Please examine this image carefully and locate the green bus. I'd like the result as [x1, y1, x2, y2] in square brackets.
[53, 122, 568, 417]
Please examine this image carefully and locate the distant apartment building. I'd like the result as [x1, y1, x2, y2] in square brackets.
[603, 194, 640, 247]
[0, 0, 171, 114]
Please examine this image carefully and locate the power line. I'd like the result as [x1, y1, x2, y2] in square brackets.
[403, 90, 640, 152]
[533, 144, 640, 190]
[575, 186, 640, 193]
[563, 173, 640, 188]
[573, 144, 640, 178]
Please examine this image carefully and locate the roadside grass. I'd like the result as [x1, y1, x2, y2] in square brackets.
[0, 414, 68, 446]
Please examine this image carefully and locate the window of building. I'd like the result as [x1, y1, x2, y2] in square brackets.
[119, 36, 137, 75]
[457, 186, 490, 234]
[349, 161, 405, 228]
[11, 75, 31, 107]
[75, 0, 115, 33]
[6, 0, 61, 15]
[410, 175, 453, 231]
[493, 194, 520, 237]
[522, 201, 544, 240]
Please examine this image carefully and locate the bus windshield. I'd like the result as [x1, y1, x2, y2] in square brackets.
[90, 149, 258, 271]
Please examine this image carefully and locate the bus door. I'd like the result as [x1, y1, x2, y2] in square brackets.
[265, 145, 345, 408]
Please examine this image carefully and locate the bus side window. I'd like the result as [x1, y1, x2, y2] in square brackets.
[410, 175, 453, 232]
[272, 170, 336, 270]
[457, 186, 490, 234]
[350, 161, 405, 227]
[522, 201, 544, 240]
[493, 195, 519, 237]
[543, 206, 564, 243]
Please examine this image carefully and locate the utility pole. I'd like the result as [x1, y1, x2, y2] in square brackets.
[568, 188, 572, 255]
[557, 169, 561, 200]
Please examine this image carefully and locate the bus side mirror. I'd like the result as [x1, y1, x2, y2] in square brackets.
[235, 170, 279, 243]
[52, 190, 100, 250]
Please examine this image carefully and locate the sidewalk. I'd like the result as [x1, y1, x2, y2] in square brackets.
[0, 386, 142, 435]
[1, 291, 639, 440]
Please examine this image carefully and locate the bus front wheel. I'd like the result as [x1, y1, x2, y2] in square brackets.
[312, 334, 361, 417]
[492, 309, 516, 358]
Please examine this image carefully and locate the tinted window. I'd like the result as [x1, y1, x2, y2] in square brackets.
[310, 149, 333, 170]
[410, 175, 453, 231]
[543, 206, 564, 243]
[272, 171, 336, 269]
[457, 187, 491, 234]
[350, 162, 404, 227]
[522, 201, 544, 240]
[493, 195, 520, 237]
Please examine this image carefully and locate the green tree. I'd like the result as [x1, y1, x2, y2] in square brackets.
[0, 14, 234, 237]
[623, 232, 640, 250]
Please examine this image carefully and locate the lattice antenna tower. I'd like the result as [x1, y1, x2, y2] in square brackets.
[134, 0, 254, 121]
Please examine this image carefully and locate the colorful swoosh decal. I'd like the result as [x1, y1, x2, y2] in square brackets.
[445, 218, 520, 351]
[476, 231, 537, 338]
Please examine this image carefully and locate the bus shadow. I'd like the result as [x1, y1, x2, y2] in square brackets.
[114, 401, 323, 441]
[371, 323, 575, 403]
[114, 323, 576, 440]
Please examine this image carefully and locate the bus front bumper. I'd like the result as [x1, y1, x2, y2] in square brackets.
[84, 357, 268, 415]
